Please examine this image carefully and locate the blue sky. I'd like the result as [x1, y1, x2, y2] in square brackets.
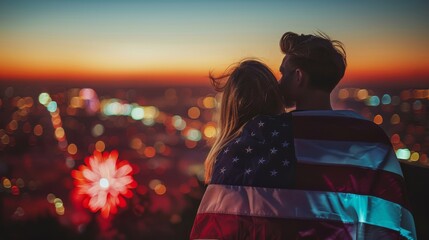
[1, 0, 428, 84]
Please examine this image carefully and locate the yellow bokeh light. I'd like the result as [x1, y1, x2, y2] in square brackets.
[56, 206, 65, 215]
[55, 127, 65, 139]
[187, 107, 201, 119]
[95, 141, 105, 152]
[154, 184, 167, 195]
[70, 96, 84, 108]
[67, 143, 78, 155]
[203, 96, 216, 109]
[3, 178, 12, 188]
[143, 106, 159, 119]
[356, 89, 368, 100]
[54, 198, 63, 205]
[373, 115, 383, 125]
[203, 125, 217, 138]
[410, 152, 419, 162]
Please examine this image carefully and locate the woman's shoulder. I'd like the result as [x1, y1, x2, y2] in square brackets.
[242, 113, 292, 140]
[211, 112, 296, 187]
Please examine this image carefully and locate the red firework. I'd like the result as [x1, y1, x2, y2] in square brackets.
[72, 150, 137, 218]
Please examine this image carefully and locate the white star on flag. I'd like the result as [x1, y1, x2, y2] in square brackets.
[270, 170, 278, 176]
[220, 167, 226, 174]
[251, 132, 256, 136]
[258, 121, 265, 127]
[270, 147, 278, 154]
[235, 138, 241, 144]
[282, 141, 289, 148]
[282, 160, 290, 166]
[258, 158, 266, 164]
[272, 130, 279, 137]
[245, 168, 252, 175]
[224, 148, 230, 154]
[232, 157, 239, 163]
[245, 146, 253, 153]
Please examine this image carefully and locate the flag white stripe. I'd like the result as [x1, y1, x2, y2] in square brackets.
[198, 184, 416, 240]
[294, 138, 403, 176]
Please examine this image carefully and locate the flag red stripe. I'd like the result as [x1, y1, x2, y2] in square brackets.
[292, 115, 391, 145]
[295, 162, 410, 209]
[191, 213, 407, 240]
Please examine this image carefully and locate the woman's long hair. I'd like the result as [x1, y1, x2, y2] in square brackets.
[204, 59, 284, 183]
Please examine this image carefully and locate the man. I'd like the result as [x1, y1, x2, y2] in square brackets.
[191, 32, 416, 239]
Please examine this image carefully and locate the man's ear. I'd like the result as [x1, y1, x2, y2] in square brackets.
[295, 68, 308, 87]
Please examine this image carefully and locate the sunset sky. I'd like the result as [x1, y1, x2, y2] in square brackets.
[0, 0, 428, 86]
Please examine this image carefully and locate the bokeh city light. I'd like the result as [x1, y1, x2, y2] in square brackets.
[1, 84, 428, 239]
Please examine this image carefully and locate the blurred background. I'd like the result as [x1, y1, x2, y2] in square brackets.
[1, 0, 428, 239]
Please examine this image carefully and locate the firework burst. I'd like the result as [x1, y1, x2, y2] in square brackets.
[72, 150, 137, 218]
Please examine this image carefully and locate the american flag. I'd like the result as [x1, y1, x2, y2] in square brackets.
[191, 110, 416, 240]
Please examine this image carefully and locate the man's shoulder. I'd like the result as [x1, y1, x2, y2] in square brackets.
[291, 110, 390, 145]
[291, 109, 366, 120]
[290, 110, 375, 126]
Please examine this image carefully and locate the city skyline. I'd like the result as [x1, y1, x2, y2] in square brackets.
[1, 0, 428, 86]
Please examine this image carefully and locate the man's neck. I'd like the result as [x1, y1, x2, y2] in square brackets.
[295, 90, 332, 111]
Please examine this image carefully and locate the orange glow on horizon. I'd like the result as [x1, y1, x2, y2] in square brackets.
[1, 50, 428, 85]
[2, 65, 428, 85]
[0, 65, 211, 85]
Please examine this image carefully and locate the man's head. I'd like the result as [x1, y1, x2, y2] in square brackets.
[279, 32, 347, 108]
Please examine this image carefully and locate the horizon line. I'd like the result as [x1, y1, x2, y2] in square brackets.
[1, 78, 428, 89]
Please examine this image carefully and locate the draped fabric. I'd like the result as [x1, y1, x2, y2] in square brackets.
[191, 110, 416, 240]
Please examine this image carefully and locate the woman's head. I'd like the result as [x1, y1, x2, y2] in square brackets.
[205, 59, 284, 183]
[212, 60, 284, 131]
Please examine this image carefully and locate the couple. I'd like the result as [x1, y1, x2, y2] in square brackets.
[191, 32, 416, 239]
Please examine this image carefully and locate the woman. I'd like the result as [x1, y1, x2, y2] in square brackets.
[204, 59, 285, 183]
[191, 59, 290, 239]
